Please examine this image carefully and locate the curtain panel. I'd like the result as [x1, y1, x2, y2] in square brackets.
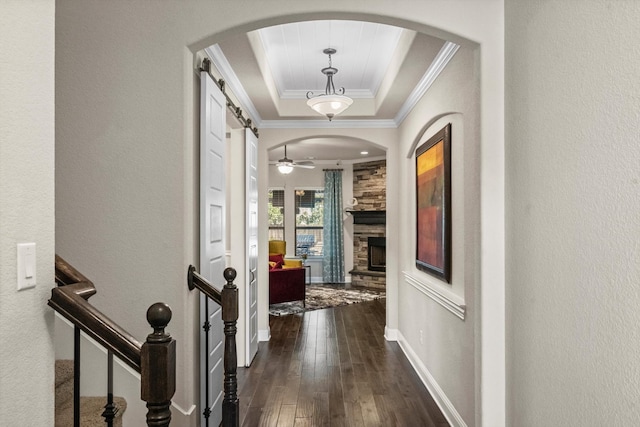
[322, 170, 345, 282]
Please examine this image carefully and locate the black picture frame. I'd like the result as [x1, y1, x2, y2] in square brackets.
[415, 123, 452, 283]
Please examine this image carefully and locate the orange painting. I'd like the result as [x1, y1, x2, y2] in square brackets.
[415, 124, 451, 282]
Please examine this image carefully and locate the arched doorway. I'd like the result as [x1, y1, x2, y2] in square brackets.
[190, 10, 502, 426]
[54, 4, 504, 426]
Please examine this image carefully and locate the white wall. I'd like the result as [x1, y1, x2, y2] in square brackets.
[397, 44, 480, 426]
[506, 1, 640, 425]
[0, 1, 55, 425]
[55, 1, 504, 425]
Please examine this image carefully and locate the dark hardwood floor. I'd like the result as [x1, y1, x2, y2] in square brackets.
[236, 298, 449, 426]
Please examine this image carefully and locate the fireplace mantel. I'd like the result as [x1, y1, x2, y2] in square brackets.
[346, 210, 386, 225]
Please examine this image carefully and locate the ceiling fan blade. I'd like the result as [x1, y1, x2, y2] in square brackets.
[293, 163, 315, 169]
[295, 160, 315, 166]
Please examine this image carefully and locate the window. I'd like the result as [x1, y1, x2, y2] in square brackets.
[295, 189, 324, 256]
[268, 189, 284, 240]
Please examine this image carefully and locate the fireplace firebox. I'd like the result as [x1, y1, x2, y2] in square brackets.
[367, 237, 386, 272]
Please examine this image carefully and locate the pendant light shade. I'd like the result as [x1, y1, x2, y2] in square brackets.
[306, 94, 353, 121]
[306, 48, 353, 121]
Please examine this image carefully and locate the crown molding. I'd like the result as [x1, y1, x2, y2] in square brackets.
[259, 119, 398, 129]
[280, 88, 375, 99]
[205, 44, 263, 126]
[394, 41, 459, 126]
[206, 40, 458, 131]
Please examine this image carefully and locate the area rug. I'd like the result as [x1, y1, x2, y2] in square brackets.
[269, 284, 385, 316]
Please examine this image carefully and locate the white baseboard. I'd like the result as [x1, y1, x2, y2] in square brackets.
[258, 328, 271, 342]
[384, 326, 398, 341]
[171, 402, 198, 426]
[397, 331, 467, 427]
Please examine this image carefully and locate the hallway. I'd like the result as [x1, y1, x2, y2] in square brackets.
[237, 299, 449, 426]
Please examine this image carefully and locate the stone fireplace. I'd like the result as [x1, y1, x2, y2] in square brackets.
[348, 160, 386, 290]
[367, 237, 386, 272]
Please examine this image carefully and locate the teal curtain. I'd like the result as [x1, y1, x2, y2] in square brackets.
[322, 170, 344, 282]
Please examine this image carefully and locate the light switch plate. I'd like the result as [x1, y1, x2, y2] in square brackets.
[17, 243, 36, 290]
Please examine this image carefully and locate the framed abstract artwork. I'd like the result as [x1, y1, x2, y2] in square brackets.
[415, 123, 451, 283]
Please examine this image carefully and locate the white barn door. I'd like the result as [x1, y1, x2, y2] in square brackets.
[200, 70, 226, 427]
[245, 128, 259, 365]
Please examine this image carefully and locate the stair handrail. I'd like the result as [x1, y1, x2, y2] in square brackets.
[187, 265, 223, 305]
[50, 260, 143, 371]
[187, 265, 239, 427]
[50, 255, 176, 426]
[54, 254, 93, 287]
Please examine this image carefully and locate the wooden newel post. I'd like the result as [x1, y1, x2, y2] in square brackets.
[141, 303, 176, 427]
[221, 267, 239, 427]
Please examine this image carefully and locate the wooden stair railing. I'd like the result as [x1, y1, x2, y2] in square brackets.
[187, 265, 239, 427]
[49, 255, 176, 426]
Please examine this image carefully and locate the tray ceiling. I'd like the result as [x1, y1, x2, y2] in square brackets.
[210, 20, 457, 161]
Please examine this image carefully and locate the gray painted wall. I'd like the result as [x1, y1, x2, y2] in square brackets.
[0, 1, 55, 425]
[398, 44, 481, 426]
[506, 1, 640, 425]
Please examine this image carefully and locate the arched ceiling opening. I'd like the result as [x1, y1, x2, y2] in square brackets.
[267, 135, 386, 164]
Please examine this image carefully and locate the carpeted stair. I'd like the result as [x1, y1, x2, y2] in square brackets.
[55, 359, 126, 427]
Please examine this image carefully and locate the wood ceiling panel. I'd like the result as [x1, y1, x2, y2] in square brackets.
[257, 20, 404, 97]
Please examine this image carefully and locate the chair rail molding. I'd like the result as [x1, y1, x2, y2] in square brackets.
[402, 271, 466, 320]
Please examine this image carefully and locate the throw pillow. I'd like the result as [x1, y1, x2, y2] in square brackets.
[268, 254, 284, 265]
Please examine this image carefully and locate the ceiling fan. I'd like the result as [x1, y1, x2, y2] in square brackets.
[276, 145, 315, 174]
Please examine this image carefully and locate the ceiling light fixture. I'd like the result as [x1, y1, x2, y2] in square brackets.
[277, 145, 294, 174]
[277, 163, 293, 175]
[276, 145, 315, 174]
[306, 48, 353, 121]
